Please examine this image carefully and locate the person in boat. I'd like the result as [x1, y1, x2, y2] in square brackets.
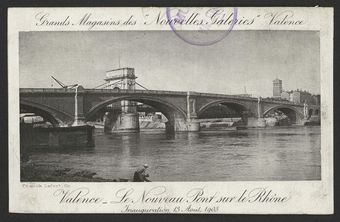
[133, 164, 151, 182]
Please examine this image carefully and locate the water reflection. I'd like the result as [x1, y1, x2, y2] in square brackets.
[28, 126, 321, 181]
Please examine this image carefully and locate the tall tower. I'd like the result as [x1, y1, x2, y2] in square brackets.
[273, 78, 282, 98]
[105, 67, 137, 113]
[104, 67, 139, 133]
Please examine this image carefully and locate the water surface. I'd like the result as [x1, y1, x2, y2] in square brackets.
[28, 126, 321, 181]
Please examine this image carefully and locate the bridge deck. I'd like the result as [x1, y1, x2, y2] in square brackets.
[20, 88, 304, 106]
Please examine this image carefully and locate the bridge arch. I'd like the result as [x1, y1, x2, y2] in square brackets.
[86, 96, 187, 122]
[263, 105, 304, 124]
[20, 100, 74, 126]
[197, 99, 249, 118]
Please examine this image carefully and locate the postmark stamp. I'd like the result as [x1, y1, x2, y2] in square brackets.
[165, 7, 238, 46]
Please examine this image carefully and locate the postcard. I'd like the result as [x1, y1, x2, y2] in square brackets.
[8, 7, 333, 214]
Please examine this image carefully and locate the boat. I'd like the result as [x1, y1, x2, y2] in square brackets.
[20, 123, 95, 149]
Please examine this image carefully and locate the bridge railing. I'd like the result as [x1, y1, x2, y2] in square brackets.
[19, 88, 188, 95]
[19, 88, 311, 107]
[85, 88, 188, 95]
[20, 88, 75, 93]
[19, 88, 260, 100]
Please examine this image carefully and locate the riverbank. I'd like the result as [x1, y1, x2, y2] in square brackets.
[21, 161, 117, 182]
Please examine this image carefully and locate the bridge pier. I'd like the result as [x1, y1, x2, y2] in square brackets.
[242, 98, 266, 128]
[164, 92, 201, 132]
[72, 85, 86, 126]
[255, 97, 266, 127]
[103, 112, 113, 132]
[171, 118, 200, 132]
[177, 92, 200, 132]
[112, 113, 140, 133]
[246, 117, 266, 128]
[165, 118, 200, 132]
[103, 112, 140, 133]
[104, 112, 199, 133]
[186, 119, 200, 131]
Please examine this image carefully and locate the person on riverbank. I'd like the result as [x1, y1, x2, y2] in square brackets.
[133, 164, 151, 182]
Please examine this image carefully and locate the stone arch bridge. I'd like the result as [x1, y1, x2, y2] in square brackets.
[20, 87, 320, 132]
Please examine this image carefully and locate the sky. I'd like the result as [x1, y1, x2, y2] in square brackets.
[19, 30, 320, 97]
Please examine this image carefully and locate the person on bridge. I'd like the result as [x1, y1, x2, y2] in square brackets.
[133, 164, 151, 182]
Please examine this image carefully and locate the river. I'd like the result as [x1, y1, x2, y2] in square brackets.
[28, 126, 321, 181]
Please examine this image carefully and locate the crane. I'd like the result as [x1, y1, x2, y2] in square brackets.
[51, 76, 78, 89]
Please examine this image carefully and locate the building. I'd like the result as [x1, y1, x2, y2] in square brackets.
[273, 78, 282, 98]
[291, 91, 301, 104]
[280, 91, 290, 101]
[290, 90, 314, 104]
[273, 78, 320, 105]
[280, 89, 319, 105]
[314, 95, 321, 105]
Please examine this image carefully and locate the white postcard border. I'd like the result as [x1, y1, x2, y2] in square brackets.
[8, 7, 333, 214]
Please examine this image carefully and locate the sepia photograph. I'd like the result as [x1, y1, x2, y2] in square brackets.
[19, 30, 321, 182]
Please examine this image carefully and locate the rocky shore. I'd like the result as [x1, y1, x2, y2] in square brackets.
[21, 161, 116, 182]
